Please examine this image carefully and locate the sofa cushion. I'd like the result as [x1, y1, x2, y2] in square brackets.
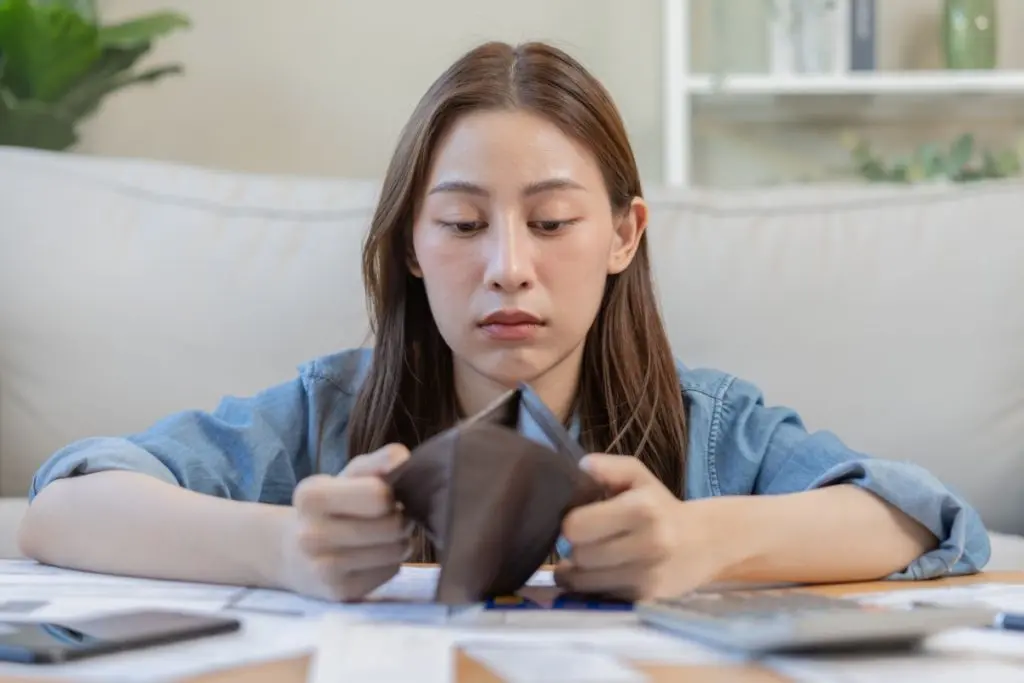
[645, 182, 1024, 534]
[0, 149, 377, 497]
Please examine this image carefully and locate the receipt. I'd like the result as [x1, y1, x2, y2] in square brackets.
[308, 614, 455, 683]
[461, 641, 646, 683]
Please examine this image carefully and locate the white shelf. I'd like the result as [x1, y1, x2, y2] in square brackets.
[660, 0, 1024, 187]
[683, 70, 1024, 125]
[685, 71, 1024, 96]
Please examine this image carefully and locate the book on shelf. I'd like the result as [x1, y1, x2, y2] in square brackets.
[849, 0, 876, 71]
[766, 0, 876, 76]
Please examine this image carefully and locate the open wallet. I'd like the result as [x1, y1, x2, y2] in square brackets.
[383, 384, 607, 605]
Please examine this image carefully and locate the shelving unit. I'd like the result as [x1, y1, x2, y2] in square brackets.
[662, 0, 1024, 187]
[685, 70, 1024, 96]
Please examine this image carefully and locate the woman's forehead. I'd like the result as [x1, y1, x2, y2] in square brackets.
[425, 110, 605, 195]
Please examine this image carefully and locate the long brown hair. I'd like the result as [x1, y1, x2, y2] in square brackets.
[348, 41, 688, 561]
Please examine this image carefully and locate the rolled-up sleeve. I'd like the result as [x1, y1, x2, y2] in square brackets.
[714, 375, 991, 580]
[29, 371, 316, 506]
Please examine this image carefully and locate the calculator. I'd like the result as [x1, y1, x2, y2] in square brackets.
[636, 590, 996, 655]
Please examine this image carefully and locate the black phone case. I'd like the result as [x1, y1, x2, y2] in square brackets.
[0, 610, 241, 664]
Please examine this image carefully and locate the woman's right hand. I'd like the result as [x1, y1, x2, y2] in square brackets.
[279, 444, 412, 601]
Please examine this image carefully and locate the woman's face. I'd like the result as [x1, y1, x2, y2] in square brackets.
[410, 109, 645, 399]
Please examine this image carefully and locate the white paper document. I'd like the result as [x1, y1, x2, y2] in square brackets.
[854, 582, 1024, 613]
[231, 565, 481, 623]
[463, 641, 646, 683]
[309, 614, 455, 683]
[0, 559, 242, 607]
[767, 652, 1024, 683]
[451, 626, 732, 666]
[0, 560, 317, 682]
[231, 565, 556, 622]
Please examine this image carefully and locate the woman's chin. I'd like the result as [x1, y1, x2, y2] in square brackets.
[471, 348, 552, 388]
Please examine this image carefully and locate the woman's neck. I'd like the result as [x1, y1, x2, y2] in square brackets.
[453, 349, 583, 422]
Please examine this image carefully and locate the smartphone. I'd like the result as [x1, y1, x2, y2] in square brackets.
[0, 609, 242, 664]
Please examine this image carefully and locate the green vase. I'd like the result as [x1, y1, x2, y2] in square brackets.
[943, 0, 998, 69]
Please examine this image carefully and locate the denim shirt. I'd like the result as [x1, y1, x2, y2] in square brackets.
[29, 348, 991, 579]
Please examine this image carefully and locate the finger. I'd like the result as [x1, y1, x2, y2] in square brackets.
[569, 526, 665, 572]
[554, 560, 651, 601]
[313, 538, 411, 580]
[580, 454, 656, 494]
[562, 488, 656, 545]
[342, 444, 411, 478]
[327, 564, 402, 603]
[298, 512, 412, 554]
[294, 475, 395, 519]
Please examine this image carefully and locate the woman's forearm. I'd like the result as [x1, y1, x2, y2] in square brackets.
[713, 484, 939, 585]
[18, 471, 290, 588]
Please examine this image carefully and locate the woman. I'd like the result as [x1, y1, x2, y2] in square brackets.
[19, 41, 989, 603]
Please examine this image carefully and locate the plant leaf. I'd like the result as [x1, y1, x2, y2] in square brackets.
[98, 12, 190, 49]
[946, 133, 974, 177]
[0, 0, 100, 101]
[982, 150, 1000, 177]
[55, 43, 148, 118]
[60, 60, 182, 121]
[0, 86, 77, 149]
[994, 149, 1021, 177]
[0, 0, 37, 97]
[916, 143, 945, 178]
[33, 0, 98, 23]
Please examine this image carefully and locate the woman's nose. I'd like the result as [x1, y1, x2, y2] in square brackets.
[483, 220, 535, 293]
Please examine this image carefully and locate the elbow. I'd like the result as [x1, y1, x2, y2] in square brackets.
[16, 477, 97, 567]
[17, 483, 65, 564]
[17, 509, 45, 562]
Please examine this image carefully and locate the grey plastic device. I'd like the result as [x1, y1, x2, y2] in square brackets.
[636, 591, 996, 656]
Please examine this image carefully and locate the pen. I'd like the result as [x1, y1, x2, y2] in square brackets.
[993, 612, 1024, 631]
[914, 600, 1024, 632]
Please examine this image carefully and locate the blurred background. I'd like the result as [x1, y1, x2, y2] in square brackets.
[3, 0, 1024, 189]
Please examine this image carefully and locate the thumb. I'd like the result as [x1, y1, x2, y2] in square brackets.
[341, 443, 410, 478]
[580, 453, 654, 493]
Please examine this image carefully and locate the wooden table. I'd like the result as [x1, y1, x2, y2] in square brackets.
[8, 571, 1024, 683]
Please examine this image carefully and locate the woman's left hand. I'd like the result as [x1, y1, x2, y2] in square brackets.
[554, 454, 731, 601]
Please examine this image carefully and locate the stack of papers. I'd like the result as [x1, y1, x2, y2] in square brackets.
[229, 564, 558, 623]
[0, 559, 731, 682]
[0, 560, 243, 620]
[5, 559, 1023, 683]
[308, 611, 735, 683]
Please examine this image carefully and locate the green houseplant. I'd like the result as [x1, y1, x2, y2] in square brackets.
[844, 132, 1024, 184]
[0, 0, 189, 150]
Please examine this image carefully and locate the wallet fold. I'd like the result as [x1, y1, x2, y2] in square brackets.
[384, 384, 605, 605]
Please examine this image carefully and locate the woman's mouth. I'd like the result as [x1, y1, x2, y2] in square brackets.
[478, 310, 544, 341]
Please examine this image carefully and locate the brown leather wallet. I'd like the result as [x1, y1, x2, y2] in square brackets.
[384, 384, 606, 605]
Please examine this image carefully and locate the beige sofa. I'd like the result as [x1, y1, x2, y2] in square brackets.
[1, 147, 1023, 568]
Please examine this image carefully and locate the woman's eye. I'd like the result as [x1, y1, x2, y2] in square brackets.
[441, 221, 486, 234]
[529, 219, 575, 233]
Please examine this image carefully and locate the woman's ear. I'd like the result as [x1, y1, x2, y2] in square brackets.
[607, 197, 647, 275]
[407, 245, 423, 278]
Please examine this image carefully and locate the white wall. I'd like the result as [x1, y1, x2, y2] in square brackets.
[83, 0, 663, 182]
[84, 0, 1024, 187]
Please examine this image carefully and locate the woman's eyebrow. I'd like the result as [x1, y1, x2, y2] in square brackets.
[427, 177, 585, 197]
[428, 180, 489, 197]
[522, 178, 586, 196]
